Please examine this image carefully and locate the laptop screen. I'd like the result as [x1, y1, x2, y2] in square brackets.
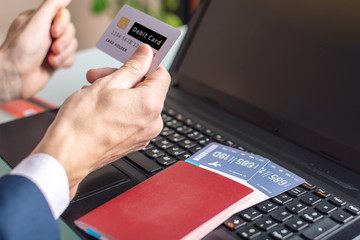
[172, 0, 360, 172]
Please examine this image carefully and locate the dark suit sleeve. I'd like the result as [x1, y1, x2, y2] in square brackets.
[0, 175, 60, 240]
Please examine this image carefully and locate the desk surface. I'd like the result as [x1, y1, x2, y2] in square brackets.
[0, 27, 185, 239]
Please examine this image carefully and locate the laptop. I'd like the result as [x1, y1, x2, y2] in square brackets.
[0, 0, 359, 239]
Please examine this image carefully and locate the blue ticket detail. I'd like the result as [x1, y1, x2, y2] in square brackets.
[186, 143, 305, 197]
[187, 143, 269, 181]
[248, 161, 304, 196]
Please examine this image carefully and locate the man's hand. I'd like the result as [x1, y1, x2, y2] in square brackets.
[0, 0, 77, 103]
[32, 45, 171, 199]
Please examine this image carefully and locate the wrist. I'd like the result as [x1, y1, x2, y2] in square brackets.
[31, 119, 93, 199]
[0, 50, 22, 104]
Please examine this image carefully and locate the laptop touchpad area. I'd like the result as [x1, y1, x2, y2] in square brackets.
[74, 164, 130, 200]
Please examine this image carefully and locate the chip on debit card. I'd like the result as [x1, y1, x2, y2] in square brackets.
[96, 4, 181, 75]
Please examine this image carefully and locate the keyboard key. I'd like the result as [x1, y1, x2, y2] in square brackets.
[269, 227, 293, 240]
[285, 217, 309, 232]
[254, 217, 278, 231]
[183, 118, 194, 126]
[331, 210, 353, 224]
[141, 144, 154, 151]
[301, 218, 339, 240]
[301, 209, 323, 223]
[145, 148, 165, 158]
[315, 202, 337, 215]
[345, 205, 360, 215]
[193, 123, 204, 131]
[213, 134, 226, 142]
[257, 200, 279, 213]
[178, 139, 197, 149]
[301, 182, 316, 190]
[301, 194, 322, 206]
[174, 113, 185, 121]
[165, 108, 176, 116]
[166, 147, 185, 157]
[155, 140, 174, 150]
[156, 155, 176, 166]
[328, 196, 347, 207]
[272, 193, 293, 205]
[198, 137, 213, 146]
[203, 128, 214, 136]
[177, 152, 192, 161]
[126, 152, 162, 173]
[286, 201, 308, 214]
[187, 131, 205, 141]
[189, 146, 202, 154]
[240, 208, 263, 222]
[167, 133, 185, 143]
[161, 113, 172, 122]
[224, 215, 246, 230]
[224, 140, 236, 147]
[160, 127, 175, 136]
[176, 125, 192, 134]
[166, 119, 182, 129]
[270, 209, 293, 223]
[286, 235, 303, 240]
[314, 188, 331, 198]
[237, 225, 261, 239]
[151, 135, 163, 143]
[287, 187, 307, 198]
[236, 145, 246, 151]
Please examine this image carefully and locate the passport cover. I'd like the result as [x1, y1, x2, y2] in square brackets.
[0, 97, 56, 118]
[75, 161, 254, 240]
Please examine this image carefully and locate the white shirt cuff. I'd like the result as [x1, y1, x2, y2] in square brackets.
[10, 153, 70, 219]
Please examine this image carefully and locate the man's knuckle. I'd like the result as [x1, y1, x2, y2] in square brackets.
[153, 119, 163, 136]
[122, 60, 144, 76]
[143, 97, 162, 116]
[143, 118, 163, 141]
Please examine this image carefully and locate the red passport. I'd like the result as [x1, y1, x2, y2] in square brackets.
[75, 161, 254, 240]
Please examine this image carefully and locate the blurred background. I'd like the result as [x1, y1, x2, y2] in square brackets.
[0, 0, 199, 50]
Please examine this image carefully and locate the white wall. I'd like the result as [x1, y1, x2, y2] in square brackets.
[0, 0, 42, 44]
[68, 0, 111, 49]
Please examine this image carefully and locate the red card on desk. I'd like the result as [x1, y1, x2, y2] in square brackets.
[75, 161, 253, 240]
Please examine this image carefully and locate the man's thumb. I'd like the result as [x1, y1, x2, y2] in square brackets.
[110, 44, 154, 89]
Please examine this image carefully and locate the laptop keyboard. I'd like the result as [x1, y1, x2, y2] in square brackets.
[219, 184, 360, 240]
[126, 106, 244, 174]
[125, 107, 360, 240]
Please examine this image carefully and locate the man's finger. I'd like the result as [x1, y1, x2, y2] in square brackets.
[51, 8, 71, 38]
[51, 22, 76, 54]
[110, 44, 153, 89]
[48, 37, 77, 68]
[86, 68, 118, 84]
[33, 0, 72, 26]
[137, 66, 171, 101]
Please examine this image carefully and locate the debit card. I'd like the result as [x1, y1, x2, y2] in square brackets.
[96, 4, 181, 74]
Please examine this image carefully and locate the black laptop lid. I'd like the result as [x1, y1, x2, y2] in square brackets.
[170, 0, 360, 172]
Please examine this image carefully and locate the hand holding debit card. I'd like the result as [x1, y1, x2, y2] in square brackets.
[96, 4, 181, 75]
